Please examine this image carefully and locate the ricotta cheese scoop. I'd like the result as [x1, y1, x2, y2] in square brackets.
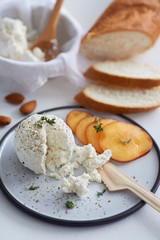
[62, 145, 111, 196]
[14, 114, 75, 174]
[14, 114, 111, 196]
[0, 17, 45, 62]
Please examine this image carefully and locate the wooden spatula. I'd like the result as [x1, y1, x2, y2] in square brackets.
[98, 162, 160, 212]
[30, 0, 64, 61]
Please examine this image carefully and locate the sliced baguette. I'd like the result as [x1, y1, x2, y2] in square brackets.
[84, 61, 160, 88]
[80, 0, 160, 60]
[74, 84, 160, 114]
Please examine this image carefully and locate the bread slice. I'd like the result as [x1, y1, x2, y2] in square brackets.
[84, 61, 160, 88]
[74, 84, 160, 114]
[80, 0, 160, 60]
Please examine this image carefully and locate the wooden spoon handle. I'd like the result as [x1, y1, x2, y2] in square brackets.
[127, 178, 160, 212]
[42, 0, 64, 39]
[48, 0, 64, 27]
[101, 162, 160, 212]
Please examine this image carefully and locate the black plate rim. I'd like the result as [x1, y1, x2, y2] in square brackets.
[0, 105, 160, 227]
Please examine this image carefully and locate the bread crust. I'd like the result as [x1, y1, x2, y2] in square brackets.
[81, 0, 160, 59]
[84, 64, 160, 89]
[74, 87, 160, 114]
[82, 0, 160, 42]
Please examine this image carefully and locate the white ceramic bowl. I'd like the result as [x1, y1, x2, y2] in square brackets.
[0, 0, 83, 92]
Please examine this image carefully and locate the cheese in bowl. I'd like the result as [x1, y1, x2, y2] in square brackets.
[0, 17, 45, 62]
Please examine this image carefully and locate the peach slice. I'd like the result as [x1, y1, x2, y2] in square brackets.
[75, 116, 96, 144]
[66, 110, 92, 133]
[86, 118, 116, 153]
[99, 121, 153, 162]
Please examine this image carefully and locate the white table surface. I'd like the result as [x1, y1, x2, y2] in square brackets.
[0, 0, 160, 239]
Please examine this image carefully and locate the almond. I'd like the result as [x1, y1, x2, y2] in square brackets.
[0, 115, 11, 126]
[5, 93, 25, 104]
[20, 100, 37, 115]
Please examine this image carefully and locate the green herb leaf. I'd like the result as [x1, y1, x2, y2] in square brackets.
[94, 123, 103, 133]
[34, 116, 56, 129]
[26, 185, 39, 191]
[65, 201, 74, 209]
[93, 116, 103, 133]
[97, 188, 106, 197]
[119, 138, 132, 144]
[41, 116, 56, 125]
[34, 120, 43, 129]
[94, 116, 101, 123]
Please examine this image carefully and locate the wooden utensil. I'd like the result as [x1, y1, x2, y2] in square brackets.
[98, 162, 160, 212]
[30, 0, 64, 61]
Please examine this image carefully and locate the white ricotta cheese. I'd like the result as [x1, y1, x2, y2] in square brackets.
[61, 144, 111, 196]
[14, 114, 47, 174]
[0, 17, 45, 62]
[14, 114, 112, 197]
[75, 144, 112, 183]
[87, 169, 102, 183]
[45, 117, 76, 171]
[62, 173, 90, 196]
[14, 114, 75, 174]
[49, 162, 79, 180]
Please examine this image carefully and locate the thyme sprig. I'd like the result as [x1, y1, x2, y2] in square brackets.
[35, 115, 56, 128]
[41, 116, 56, 125]
[93, 116, 103, 133]
[97, 188, 106, 197]
[119, 138, 132, 144]
[35, 120, 43, 128]
[26, 185, 39, 191]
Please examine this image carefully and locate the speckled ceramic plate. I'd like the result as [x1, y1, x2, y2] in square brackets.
[0, 106, 160, 226]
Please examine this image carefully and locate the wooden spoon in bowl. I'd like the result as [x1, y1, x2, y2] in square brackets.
[30, 0, 64, 61]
